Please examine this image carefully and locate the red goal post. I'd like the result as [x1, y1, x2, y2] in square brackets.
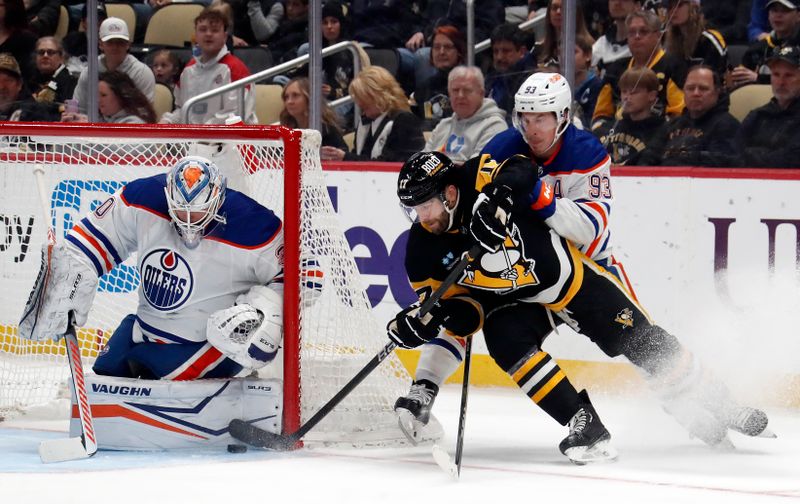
[0, 122, 415, 446]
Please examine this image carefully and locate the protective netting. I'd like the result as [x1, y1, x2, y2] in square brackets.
[0, 126, 413, 445]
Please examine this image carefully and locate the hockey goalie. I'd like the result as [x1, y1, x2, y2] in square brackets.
[18, 155, 288, 450]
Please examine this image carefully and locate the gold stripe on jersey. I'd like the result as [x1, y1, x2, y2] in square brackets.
[475, 154, 501, 192]
[580, 254, 654, 324]
[543, 241, 584, 311]
[511, 351, 565, 403]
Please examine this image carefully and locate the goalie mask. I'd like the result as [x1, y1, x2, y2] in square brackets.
[165, 156, 227, 249]
[397, 151, 459, 230]
[512, 72, 572, 151]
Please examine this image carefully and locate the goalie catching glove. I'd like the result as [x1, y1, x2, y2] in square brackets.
[19, 243, 99, 341]
[207, 285, 283, 370]
[387, 301, 450, 349]
[470, 183, 513, 253]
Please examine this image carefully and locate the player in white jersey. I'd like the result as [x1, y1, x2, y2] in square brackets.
[20, 155, 286, 380]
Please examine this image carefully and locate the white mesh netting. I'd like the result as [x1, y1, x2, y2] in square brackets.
[0, 126, 415, 445]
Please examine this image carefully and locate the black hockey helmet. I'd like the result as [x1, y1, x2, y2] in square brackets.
[397, 151, 455, 207]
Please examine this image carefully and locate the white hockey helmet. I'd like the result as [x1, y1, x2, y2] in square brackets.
[165, 155, 227, 249]
[512, 72, 572, 143]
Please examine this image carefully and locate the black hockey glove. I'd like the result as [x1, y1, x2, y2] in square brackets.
[387, 301, 449, 349]
[470, 183, 513, 253]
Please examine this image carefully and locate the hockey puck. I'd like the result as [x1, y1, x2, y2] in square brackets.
[227, 444, 248, 453]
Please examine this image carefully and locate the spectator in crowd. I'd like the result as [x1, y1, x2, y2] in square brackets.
[30, 36, 77, 105]
[411, 0, 505, 48]
[664, 0, 727, 75]
[0, 53, 32, 120]
[63, 1, 108, 74]
[319, 65, 425, 162]
[25, 0, 60, 36]
[582, 0, 611, 38]
[592, 9, 687, 135]
[0, 0, 37, 82]
[592, 0, 640, 70]
[700, 0, 751, 45]
[62, 70, 157, 123]
[749, 0, 771, 42]
[574, 32, 603, 128]
[423, 66, 507, 163]
[738, 45, 800, 167]
[662, 65, 741, 166]
[735, 0, 800, 87]
[265, 0, 308, 63]
[73, 17, 155, 112]
[279, 77, 347, 150]
[537, 0, 594, 70]
[161, 7, 256, 124]
[412, 25, 465, 129]
[600, 67, 668, 165]
[223, 0, 283, 46]
[150, 49, 183, 91]
[484, 23, 537, 119]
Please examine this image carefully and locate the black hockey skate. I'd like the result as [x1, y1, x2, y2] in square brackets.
[394, 379, 439, 445]
[558, 390, 618, 465]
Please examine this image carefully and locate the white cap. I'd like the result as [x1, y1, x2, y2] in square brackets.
[99, 17, 130, 42]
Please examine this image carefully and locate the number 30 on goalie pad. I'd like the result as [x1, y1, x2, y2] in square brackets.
[71, 375, 283, 450]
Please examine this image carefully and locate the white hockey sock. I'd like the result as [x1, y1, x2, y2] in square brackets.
[414, 334, 465, 386]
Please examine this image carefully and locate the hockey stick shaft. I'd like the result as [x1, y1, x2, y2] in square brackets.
[230, 244, 483, 449]
[454, 332, 473, 476]
[33, 165, 97, 461]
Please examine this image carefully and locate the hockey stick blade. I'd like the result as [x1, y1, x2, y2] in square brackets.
[432, 444, 458, 479]
[229, 419, 296, 450]
[39, 437, 92, 464]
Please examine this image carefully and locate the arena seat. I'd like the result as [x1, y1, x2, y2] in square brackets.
[54, 5, 69, 40]
[107, 3, 137, 40]
[153, 83, 175, 121]
[255, 84, 284, 125]
[232, 46, 273, 75]
[363, 48, 399, 76]
[729, 84, 773, 122]
[144, 3, 205, 47]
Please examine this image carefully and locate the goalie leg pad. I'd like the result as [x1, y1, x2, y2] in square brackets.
[72, 374, 283, 450]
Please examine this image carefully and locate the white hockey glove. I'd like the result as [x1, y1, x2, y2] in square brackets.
[18, 243, 99, 342]
[207, 285, 283, 370]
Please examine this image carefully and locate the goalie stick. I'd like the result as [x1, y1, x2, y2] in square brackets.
[32, 165, 98, 463]
[229, 244, 483, 450]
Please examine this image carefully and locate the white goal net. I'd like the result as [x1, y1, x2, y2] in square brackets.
[0, 124, 418, 446]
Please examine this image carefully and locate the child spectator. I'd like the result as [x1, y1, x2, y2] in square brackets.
[150, 49, 183, 90]
[279, 77, 347, 150]
[320, 66, 425, 162]
[600, 67, 669, 165]
[574, 33, 603, 128]
[160, 7, 256, 124]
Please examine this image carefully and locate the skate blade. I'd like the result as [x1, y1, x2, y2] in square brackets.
[431, 444, 459, 479]
[397, 409, 423, 446]
[564, 439, 618, 466]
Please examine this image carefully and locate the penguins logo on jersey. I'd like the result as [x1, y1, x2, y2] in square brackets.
[140, 249, 194, 311]
[461, 223, 538, 294]
[614, 308, 634, 329]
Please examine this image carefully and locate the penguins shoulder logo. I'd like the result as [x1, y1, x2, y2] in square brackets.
[140, 248, 194, 311]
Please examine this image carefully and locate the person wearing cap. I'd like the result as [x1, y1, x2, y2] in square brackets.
[738, 45, 800, 167]
[0, 52, 34, 121]
[160, 7, 256, 125]
[735, 0, 800, 87]
[72, 16, 155, 112]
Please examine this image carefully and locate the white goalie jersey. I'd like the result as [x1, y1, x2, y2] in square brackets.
[65, 173, 285, 344]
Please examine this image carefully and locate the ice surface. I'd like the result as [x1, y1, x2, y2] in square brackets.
[1, 386, 798, 504]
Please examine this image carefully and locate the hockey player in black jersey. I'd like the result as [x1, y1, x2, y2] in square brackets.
[388, 151, 773, 463]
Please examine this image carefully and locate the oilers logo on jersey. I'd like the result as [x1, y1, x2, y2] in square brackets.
[461, 223, 538, 294]
[140, 249, 194, 311]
